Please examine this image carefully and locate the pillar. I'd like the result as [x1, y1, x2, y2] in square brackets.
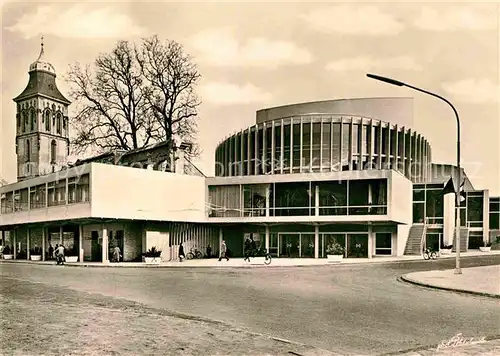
[218, 228, 223, 256]
[314, 225, 319, 259]
[79, 225, 84, 262]
[265, 225, 270, 252]
[367, 225, 373, 259]
[59, 226, 63, 245]
[27, 227, 30, 260]
[265, 186, 270, 217]
[102, 226, 108, 263]
[42, 227, 46, 261]
[315, 185, 319, 216]
[13, 229, 17, 259]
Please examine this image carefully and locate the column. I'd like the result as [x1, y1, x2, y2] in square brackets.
[59, 226, 63, 245]
[42, 227, 46, 261]
[27, 227, 31, 260]
[315, 184, 319, 216]
[314, 225, 319, 259]
[367, 225, 373, 259]
[265, 225, 270, 252]
[13, 229, 17, 259]
[218, 228, 223, 256]
[79, 225, 84, 262]
[102, 226, 108, 263]
[265, 185, 270, 217]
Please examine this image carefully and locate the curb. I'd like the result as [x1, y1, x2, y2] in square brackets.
[399, 275, 500, 299]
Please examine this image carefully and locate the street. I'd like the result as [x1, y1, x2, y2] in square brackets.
[1, 256, 499, 355]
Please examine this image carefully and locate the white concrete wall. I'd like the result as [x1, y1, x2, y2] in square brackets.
[144, 230, 170, 260]
[0, 203, 90, 226]
[396, 225, 411, 256]
[90, 163, 206, 222]
[388, 171, 412, 225]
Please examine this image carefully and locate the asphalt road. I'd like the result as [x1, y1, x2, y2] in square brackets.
[1, 256, 499, 356]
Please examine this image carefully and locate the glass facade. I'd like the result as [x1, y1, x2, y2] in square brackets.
[412, 184, 444, 224]
[208, 179, 388, 218]
[0, 174, 90, 214]
[215, 116, 431, 183]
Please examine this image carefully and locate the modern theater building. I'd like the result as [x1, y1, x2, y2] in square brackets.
[1, 45, 499, 263]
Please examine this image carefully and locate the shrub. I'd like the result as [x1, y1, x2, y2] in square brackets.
[326, 240, 345, 255]
[443, 245, 453, 249]
[30, 246, 42, 255]
[143, 246, 162, 258]
[484, 241, 492, 247]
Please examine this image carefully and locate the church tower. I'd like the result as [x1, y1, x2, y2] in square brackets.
[13, 38, 71, 181]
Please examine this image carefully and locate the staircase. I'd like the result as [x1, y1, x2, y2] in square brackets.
[404, 224, 427, 255]
[452, 227, 469, 253]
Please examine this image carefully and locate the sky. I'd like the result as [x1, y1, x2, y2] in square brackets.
[1, 0, 499, 195]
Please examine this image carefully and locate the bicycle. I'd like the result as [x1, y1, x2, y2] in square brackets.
[423, 248, 438, 260]
[253, 247, 272, 265]
[186, 247, 203, 260]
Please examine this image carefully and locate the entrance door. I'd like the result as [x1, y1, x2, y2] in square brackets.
[346, 234, 368, 258]
[300, 233, 315, 258]
[279, 233, 300, 257]
[91, 231, 101, 262]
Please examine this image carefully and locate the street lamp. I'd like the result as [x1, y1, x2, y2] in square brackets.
[366, 73, 462, 274]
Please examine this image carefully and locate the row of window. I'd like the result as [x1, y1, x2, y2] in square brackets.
[215, 117, 430, 183]
[17, 109, 67, 135]
[208, 179, 388, 218]
[0, 175, 90, 214]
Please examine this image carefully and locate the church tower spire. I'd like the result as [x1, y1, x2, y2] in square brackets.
[13, 37, 71, 181]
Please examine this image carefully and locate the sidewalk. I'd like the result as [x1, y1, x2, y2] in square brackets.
[401, 264, 500, 298]
[399, 337, 500, 356]
[2, 250, 500, 268]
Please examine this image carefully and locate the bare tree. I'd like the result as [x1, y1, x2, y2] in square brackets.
[66, 36, 201, 160]
[136, 35, 202, 159]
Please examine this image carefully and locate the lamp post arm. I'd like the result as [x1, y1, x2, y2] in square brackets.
[403, 83, 461, 139]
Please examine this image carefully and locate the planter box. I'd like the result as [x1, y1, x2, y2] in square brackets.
[3, 254, 13, 260]
[327, 254, 344, 263]
[66, 256, 78, 263]
[479, 246, 492, 252]
[143, 257, 162, 264]
[440, 249, 453, 255]
[250, 257, 266, 265]
[30, 255, 41, 261]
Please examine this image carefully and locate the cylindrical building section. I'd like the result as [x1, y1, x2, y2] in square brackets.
[215, 114, 431, 183]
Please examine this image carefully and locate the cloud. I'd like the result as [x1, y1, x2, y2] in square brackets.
[414, 6, 497, 31]
[325, 56, 422, 72]
[301, 5, 404, 35]
[199, 82, 272, 106]
[190, 28, 312, 68]
[442, 79, 499, 104]
[6, 4, 147, 39]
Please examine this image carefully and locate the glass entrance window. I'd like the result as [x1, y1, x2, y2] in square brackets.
[300, 233, 315, 258]
[269, 233, 278, 257]
[346, 234, 368, 258]
[375, 233, 392, 255]
[413, 202, 425, 223]
[279, 233, 300, 257]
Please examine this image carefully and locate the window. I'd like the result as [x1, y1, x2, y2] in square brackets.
[31, 109, 36, 131]
[282, 124, 290, 171]
[208, 185, 241, 217]
[311, 122, 321, 169]
[55, 180, 66, 205]
[45, 111, 51, 131]
[274, 124, 281, 173]
[56, 113, 62, 134]
[76, 174, 90, 203]
[242, 184, 267, 217]
[318, 181, 347, 215]
[51, 140, 57, 164]
[26, 139, 31, 162]
[292, 122, 301, 172]
[348, 180, 369, 214]
[272, 182, 312, 216]
[331, 123, 341, 169]
[68, 178, 77, 203]
[302, 122, 311, 169]
[23, 111, 28, 131]
[47, 182, 56, 206]
[63, 118, 67, 130]
[321, 122, 331, 170]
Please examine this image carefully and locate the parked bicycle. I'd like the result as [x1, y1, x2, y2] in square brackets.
[186, 247, 203, 260]
[423, 247, 438, 260]
[254, 247, 272, 265]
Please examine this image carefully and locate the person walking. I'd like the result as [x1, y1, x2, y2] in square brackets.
[179, 243, 186, 262]
[243, 237, 251, 262]
[218, 240, 229, 261]
[55, 244, 65, 265]
[112, 245, 121, 262]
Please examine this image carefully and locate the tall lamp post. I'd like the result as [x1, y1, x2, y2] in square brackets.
[366, 73, 462, 274]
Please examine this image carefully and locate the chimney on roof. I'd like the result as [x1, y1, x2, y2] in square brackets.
[175, 142, 192, 174]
